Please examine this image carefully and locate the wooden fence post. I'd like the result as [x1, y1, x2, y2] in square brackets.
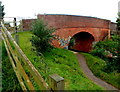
[14, 34, 19, 45]
[20, 20, 23, 31]
[49, 74, 64, 91]
[14, 17, 17, 33]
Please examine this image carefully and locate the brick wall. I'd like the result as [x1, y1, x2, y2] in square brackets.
[22, 19, 36, 31]
[37, 14, 110, 29]
[22, 14, 111, 52]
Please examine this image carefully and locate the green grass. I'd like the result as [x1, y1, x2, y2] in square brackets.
[1, 41, 22, 91]
[14, 31, 105, 90]
[82, 53, 120, 89]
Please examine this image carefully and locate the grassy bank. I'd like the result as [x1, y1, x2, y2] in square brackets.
[82, 53, 120, 89]
[1, 41, 22, 91]
[13, 31, 104, 90]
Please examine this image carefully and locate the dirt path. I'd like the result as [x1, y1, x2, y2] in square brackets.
[73, 52, 119, 91]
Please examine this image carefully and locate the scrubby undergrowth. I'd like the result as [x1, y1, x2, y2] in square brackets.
[82, 53, 120, 89]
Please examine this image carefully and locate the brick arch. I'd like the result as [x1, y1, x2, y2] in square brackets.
[70, 30, 96, 41]
[22, 14, 111, 52]
[68, 31, 95, 52]
[52, 28, 98, 51]
[54, 27, 102, 43]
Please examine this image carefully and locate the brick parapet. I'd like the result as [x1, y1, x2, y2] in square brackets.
[37, 14, 110, 29]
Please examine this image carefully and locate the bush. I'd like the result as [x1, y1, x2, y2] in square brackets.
[90, 34, 120, 73]
[30, 19, 55, 54]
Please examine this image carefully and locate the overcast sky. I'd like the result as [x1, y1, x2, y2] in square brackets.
[0, 0, 120, 22]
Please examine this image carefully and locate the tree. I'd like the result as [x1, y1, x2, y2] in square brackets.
[0, 1, 5, 19]
[30, 19, 55, 55]
[116, 12, 120, 30]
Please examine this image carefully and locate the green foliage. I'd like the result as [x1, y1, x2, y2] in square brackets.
[42, 48, 104, 90]
[0, 1, 5, 19]
[90, 34, 120, 73]
[116, 19, 120, 30]
[116, 12, 120, 30]
[17, 31, 104, 90]
[82, 53, 120, 89]
[68, 37, 75, 49]
[2, 41, 22, 91]
[30, 19, 55, 54]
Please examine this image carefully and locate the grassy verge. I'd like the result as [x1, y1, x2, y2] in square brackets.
[14, 31, 104, 90]
[82, 53, 120, 89]
[1, 41, 22, 91]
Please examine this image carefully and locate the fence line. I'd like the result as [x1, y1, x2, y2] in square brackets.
[2, 36, 27, 90]
[1, 20, 64, 91]
[1, 21, 48, 91]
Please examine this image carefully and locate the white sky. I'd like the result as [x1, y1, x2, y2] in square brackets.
[0, 0, 120, 22]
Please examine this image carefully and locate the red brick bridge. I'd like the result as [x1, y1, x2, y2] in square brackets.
[22, 14, 113, 52]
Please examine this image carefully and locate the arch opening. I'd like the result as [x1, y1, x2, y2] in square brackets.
[68, 32, 95, 52]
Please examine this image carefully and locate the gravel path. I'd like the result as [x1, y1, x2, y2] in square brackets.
[73, 52, 119, 91]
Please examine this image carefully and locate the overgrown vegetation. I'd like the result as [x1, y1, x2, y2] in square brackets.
[86, 34, 120, 89]
[68, 37, 75, 50]
[30, 19, 55, 55]
[116, 12, 120, 30]
[15, 31, 104, 90]
[1, 41, 22, 91]
[2, 30, 119, 90]
[82, 53, 120, 89]
[90, 34, 120, 73]
[0, 1, 5, 19]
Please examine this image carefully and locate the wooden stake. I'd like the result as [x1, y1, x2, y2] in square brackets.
[49, 74, 64, 91]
